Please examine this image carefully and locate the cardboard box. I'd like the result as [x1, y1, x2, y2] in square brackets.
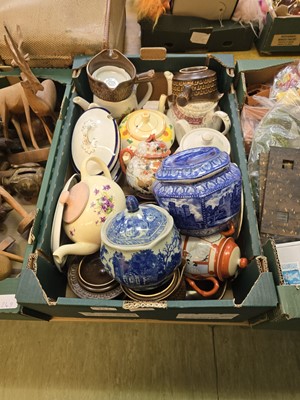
[234, 58, 296, 110]
[171, 0, 239, 20]
[234, 59, 300, 330]
[0, 67, 73, 320]
[256, 11, 300, 54]
[15, 53, 278, 323]
[139, 14, 257, 53]
[258, 239, 300, 330]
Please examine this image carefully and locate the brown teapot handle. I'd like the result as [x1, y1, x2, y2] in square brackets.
[185, 276, 220, 298]
[119, 148, 135, 173]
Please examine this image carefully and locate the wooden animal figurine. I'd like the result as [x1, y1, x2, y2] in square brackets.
[0, 25, 57, 151]
[0, 186, 35, 234]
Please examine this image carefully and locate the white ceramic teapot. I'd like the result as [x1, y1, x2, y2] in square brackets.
[52, 156, 126, 266]
[167, 100, 231, 141]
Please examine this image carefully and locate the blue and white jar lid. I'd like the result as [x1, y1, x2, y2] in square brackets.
[101, 195, 173, 248]
[155, 147, 230, 183]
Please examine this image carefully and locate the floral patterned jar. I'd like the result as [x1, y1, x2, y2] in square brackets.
[119, 137, 171, 199]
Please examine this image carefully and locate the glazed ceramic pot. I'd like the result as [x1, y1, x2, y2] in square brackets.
[100, 195, 182, 291]
[152, 147, 242, 237]
[87, 48, 155, 102]
[182, 233, 247, 297]
[164, 66, 223, 106]
[167, 101, 231, 138]
[119, 108, 175, 151]
[52, 156, 126, 266]
[93, 82, 153, 122]
[119, 137, 171, 199]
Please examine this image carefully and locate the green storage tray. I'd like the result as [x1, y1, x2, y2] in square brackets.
[15, 54, 278, 323]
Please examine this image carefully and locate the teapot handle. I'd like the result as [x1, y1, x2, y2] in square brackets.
[174, 119, 191, 145]
[119, 148, 135, 173]
[221, 221, 235, 237]
[211, 111, 231, 135]
[80, 156, 112, 180]
[185, 276, 220, 298]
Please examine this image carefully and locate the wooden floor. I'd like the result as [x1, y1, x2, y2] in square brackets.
[0, 320, 299, 400]
[1, 3, 299, 400]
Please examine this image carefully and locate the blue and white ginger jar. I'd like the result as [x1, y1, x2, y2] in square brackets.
[152, 147, 242, 237]
[99, 195, 182, 290]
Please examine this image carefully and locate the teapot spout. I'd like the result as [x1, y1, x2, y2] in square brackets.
[53, 242, 100, 266]
[73, 96, 100, 111]
[73, 96, 90, 111]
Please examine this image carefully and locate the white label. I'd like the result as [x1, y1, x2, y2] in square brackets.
[190, 32, 211, 45]
[0, 295, 18, 310]
[271, 34, 300, 47]
[79, 312, 140, 318]
[176, 313, 239, 320]
[90, 307, 118, 311]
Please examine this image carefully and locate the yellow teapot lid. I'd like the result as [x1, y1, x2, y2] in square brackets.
[126, 110, 166, 141]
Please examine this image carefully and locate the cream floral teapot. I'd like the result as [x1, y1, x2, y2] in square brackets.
[52, 156, 126, 266]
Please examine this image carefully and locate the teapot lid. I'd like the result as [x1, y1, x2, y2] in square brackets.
[217, 237, 248, 280]
[174, 66, 214, 81]
[101, 195, 173, 248]
[60, 182, 90, 223]
[155, 147, 230, 183]
[126, 110, 166, 141]
[135, 138, 171, 159]
[180, 129, 231, 154]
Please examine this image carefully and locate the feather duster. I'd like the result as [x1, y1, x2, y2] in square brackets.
[134, 0, 171, 27]
[232, 0, 267, 35]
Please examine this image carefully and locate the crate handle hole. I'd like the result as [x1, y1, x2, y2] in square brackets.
[282, 159, 294, 169]
[222, 41, 233, 47]
[276, 211, 289, 223]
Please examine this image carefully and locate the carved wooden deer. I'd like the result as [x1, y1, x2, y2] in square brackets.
[0, 25, 57, 150]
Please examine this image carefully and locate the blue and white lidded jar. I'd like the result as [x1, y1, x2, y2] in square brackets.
[100, 195, 182, 291]
[152, 146, 242, 237]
